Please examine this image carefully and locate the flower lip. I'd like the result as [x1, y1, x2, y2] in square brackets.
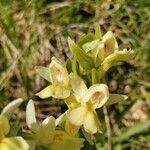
[84, 84, 109, 108]
[90, 91, 103, 106]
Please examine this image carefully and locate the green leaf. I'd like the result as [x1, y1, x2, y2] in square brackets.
[65, 59, 72, 73]
[0, 115, 10, 136]
[78, 33, 95, 46]
[1, 98, 23, 119]
[97, 49, 135, 81]
[8, 123, 21, 137]
[36, 86, 53, 99]
[26, 100, 37, 129]
[72, 58, 79, 74]
[105, 94, 128, 106]
[115, 120, 150, 142]
[68, 37, 95, 70]
[102, 49, 135, 65]
[91, 68, 98, 84]
[113, 144, 122, 150]
[95, 25, 102, 39]
[64, 94, 79, 109]
[82, 39, 100, 53]
[36, 66, 50, 82]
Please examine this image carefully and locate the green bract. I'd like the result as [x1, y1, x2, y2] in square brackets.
[97, 48, 135, 80]
[68, 37, 95, 70]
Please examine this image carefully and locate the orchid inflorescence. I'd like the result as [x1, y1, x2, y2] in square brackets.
[0, 26, 135, 150]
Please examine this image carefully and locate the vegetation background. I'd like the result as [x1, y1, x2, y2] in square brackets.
[0, 0, 150, 149]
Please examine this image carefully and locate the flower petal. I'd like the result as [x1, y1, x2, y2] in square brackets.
[2, 98, 23, 120]
[65, 120, 80, 136]
[102, 31, 118, 55]
[83, 111, 100, 134]
[0, 137, 29, 150]
[84, 84, 109, 108]
[64, 94, 79, 109]
[82, 39, 100, 53]
[56, 112, 79, 136]
[42, 116, 56, 132]
[26, 100, 37, 129]
[49, 57, 69, 87]
[0, 115, 10, 136]
[95, 25, 102, 39]
[70, 73, 87, 100]
[106, 94, 128, 106]
[67, 104, 87, 126]
[56, 113, 66, 127]
[68, 37, 95, 70]
[36, 85, 70, 99]
[36, 86, 52, 99]
[35, 116, 56, 144]
[50, 131, 84, 150]
[36, 66, 51, 82]
[30, 117, 55, 145]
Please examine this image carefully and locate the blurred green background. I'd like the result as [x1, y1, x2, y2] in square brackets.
[0, 0, 150, 149]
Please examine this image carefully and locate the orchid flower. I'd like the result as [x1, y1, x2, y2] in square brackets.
[67, 73, 127, 134]
[55, 111, 80, 137]
[66, 73, 108, 134]
[96, 31, 118, 63]
[26, 100, 84, 150]
[36, 57, 70, 99]
[0, 99, 29, 150]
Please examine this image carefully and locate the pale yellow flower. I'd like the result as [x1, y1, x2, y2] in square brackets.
[36, 57, 70, 99]
[56, 112, 80, 137]
[26, 100, 84, 150]
[67, 73, 127, 134]
[66, 73, 109, 134]
[0, 99, 29, 150]
[96, 31, 118, 62]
